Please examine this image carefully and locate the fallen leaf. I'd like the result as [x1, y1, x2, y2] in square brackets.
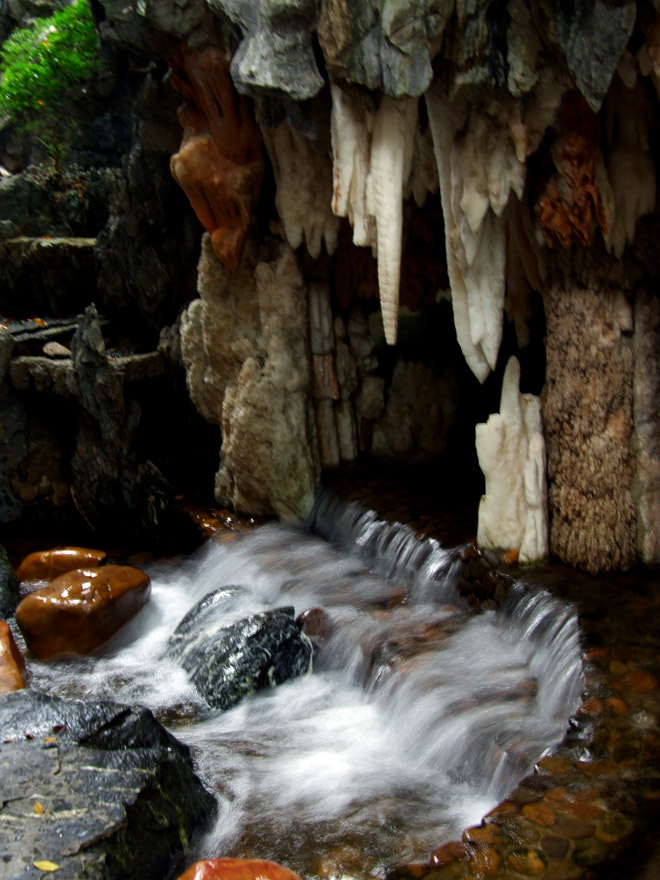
[33, 860, 60, 872]
[33, 801, 45, 815]
[43, 737, 57, 743]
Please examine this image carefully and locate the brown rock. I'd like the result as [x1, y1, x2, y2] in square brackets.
[169, 44, 264, 271]
[540, 836, 569, 859]
[175, 860, 302, 880]
[16, 547, 106, 582]
[506, 847, 548, 875]
[522, 802, 557, 828]
[429, 841, 467, 867]
[0, 620, 26, 694]
[15, 566, 151, 659]
[42, 341, 71, 358]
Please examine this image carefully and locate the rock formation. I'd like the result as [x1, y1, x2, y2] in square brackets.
[0, 0, 657, 572]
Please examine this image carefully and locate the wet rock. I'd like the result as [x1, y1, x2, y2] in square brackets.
[167, 601, 313, 711]
[0, 542, 19, 617]
[296, 606, 335, 642]
[506, 847, 548, 875]
[16, 546, 106, 582]
[177, 859, 302, 880]
[15, 565, 151, 659]
[0, 689, 216, 880]
[0, 619, 26, 694]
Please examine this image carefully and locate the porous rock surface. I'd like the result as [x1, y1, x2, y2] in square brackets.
[0, 689, 216, 880]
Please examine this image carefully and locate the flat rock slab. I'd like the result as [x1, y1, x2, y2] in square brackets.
[0, 690, 216, 880]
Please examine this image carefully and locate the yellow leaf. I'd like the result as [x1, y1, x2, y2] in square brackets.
[43, 737, 57, 743]
[33, 801, 45, 815]
[33, 861, 60, 872]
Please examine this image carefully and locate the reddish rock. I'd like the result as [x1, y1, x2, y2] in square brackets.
[169, 43, 264, 271]
[429, 841, 467, 867]
[176, 860, 302, 880]
[16, 547, 106, 582]
[15, 566, 151, 659]
[0, 620, 26, 694]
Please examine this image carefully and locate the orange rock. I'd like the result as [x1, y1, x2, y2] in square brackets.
[429, 841, 467, 867]
[522, 802, 557, 828]
[621, 670, 658, 692]
[176, 860, 302, 880]
[534, 92, 612, 249]
[501, 547, 520, 565]
[0, 620, 26, 694]
[16, 547, 106, 582]
[169, 44, 264, 271]
[16, 566, 151, 659]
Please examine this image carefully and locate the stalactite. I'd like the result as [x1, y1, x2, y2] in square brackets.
[260, 119, 339, 260]
[476, 356, 548, 564]
[426, 85, 527, 382]
[604, 77, 657, 259]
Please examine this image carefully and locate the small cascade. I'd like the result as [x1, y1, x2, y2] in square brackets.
[28, 489, 583, 880]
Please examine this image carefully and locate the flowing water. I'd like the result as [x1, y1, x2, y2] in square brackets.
[29, 492, 584, 879]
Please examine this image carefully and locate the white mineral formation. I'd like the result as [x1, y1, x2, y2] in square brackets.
[329, 85, 418, 345]
[260, 119, 339, 260]
[605, 78, 656, 259]
[476, 356, 548, 564]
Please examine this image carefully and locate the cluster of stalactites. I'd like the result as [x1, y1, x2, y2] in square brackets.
[327, 82, 546, 379]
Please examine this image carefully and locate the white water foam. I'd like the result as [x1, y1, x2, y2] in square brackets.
[29, 497, 583, 878]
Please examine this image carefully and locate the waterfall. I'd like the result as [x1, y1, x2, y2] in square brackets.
[28, 490, 583, 879]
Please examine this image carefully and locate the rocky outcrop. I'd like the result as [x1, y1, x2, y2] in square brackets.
[0, 689, 216, 880]
[167, 597, 314, 711]
[181, 235, 319, 519]
[15, 564, 151, 658]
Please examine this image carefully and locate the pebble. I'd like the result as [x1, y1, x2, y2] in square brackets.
[540, 835, 569, 858]
[17, 547, 106, 582]
[506, 847, 548, 875]
[175, 860, 302, 880]
[0, 620, 26, 694]
[42, 341, 71, 358]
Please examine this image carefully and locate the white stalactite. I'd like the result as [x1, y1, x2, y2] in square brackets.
[426, 84, 528, 382]
[329, 85, 420, 346]
[260, 119, 340, 260]
[475, 356, 548, 564]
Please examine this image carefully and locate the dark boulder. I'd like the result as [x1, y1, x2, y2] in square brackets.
[167, 594, 314, 711]
[0, 690, 216, 880]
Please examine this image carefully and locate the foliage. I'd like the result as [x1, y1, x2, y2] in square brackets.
[0, 1, 99, 172]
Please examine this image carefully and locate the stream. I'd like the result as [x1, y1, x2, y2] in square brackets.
[28, 492, 584, 879]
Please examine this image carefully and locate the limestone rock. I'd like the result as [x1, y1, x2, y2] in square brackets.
[167, 599, 313, 711]
[180, 236, 319, 520]
[169, 43, 264, 270]
[318, 0, 452, 98]
[16, 546, 107, 582]
[0, 619, 26, 694]
[177, 859, 302, 880]
[15, 565, 151, 659]
[0, 689, 216, 880]
[476, 356, 548, 564]
[554, 0, 636, 112]
[211, 0, 324, 101]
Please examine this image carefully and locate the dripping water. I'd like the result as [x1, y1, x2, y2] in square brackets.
[29, 490, 583, 879]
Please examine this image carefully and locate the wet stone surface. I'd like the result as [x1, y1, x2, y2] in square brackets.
[322, 466, 660, 880]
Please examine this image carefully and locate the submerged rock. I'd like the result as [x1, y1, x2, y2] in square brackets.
[177, 859, 302, 880]
[167, 596, 314, 711]
[0, 690, 216, 880]
[16, 564, 151, 659]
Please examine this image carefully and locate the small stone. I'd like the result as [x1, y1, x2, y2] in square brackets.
[0, 620, 26, 694]
[296, 607, 334, 640]
[595, 811, 634, 843]
[555, 815, 595, 839]
[522, 802, 557, 828]
[609, 660, 628, 674]
[42, 341, 71, 358]
[540, 836, 569, 859]
[556, 801, 603, 820]
[16, 566, 150, 659]
[501, 547, 520, 565]
[621, 670, 658, 692]
[467, 845, 501, 876]
[506, 847, 548, 875]
[175, 859, 303, 880]
[571, 838, 608, 867]
[578, 697, 604, 715]
[17, 547, 106, 582]
[535, 756, 572, 775]
[463, 825, 500, 845]
[484, 800, 520, 821]
[605, 697, 629, 716]
[429, 841, 467, 867]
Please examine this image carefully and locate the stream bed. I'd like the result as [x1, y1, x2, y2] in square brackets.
[27, 493, 584, 879]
